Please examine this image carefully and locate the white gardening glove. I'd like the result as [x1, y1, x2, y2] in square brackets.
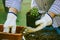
[3, 13, 17, 33]
[35, 13, 52, 32]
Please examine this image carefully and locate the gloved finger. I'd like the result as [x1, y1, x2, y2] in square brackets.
[26, 29, 34, 33]
[34, 23, 46, 31]
[26, 27, 33, 29]
[11, 26, 16, 33]
[3, 26, 9, 33]
[26, 29, 36, 33]
[35, 20, 43, 25]
[24, 27, 35, 33]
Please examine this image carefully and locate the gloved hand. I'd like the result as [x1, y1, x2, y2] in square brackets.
[3, 13, 17, 33]
[35, 13, 52, 32]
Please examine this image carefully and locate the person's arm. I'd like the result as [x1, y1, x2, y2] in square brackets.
[34, 12, 56, 32]
[48, 12, 56, 18]
[3, 8, 17, 33]
[3, 0, 22, 33]
[34, 0, 60, 32]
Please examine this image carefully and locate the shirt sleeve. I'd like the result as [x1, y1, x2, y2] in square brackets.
[49, 0, 60, 15]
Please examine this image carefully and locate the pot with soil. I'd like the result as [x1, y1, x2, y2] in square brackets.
[26, 8, 41, 28]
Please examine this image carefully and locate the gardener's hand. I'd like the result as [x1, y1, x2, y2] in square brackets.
[35, 13, 52, 31]
[3, 13, 17, 33]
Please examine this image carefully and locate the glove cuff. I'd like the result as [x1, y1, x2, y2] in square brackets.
[7, 12, 17, 21]
[47, 13, 53, 24]
[8, 12, 17, 16]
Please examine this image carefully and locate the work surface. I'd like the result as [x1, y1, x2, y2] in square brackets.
[24, 26, 60, 40]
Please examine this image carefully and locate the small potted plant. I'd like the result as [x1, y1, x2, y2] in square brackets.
[26, 7, 41, 28]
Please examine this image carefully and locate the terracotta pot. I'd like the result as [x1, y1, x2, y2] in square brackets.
[0, 24, 24, 40]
